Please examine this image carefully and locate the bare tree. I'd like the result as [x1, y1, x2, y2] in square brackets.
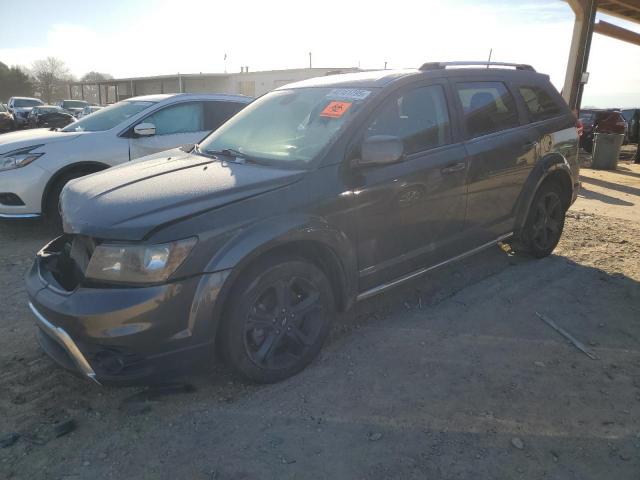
[79, 71, 114, 104]
[32, 57, 73, 103]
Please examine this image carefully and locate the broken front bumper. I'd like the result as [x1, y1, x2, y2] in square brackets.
[29, 301, 100, 383]
[25, 237, 230, 385]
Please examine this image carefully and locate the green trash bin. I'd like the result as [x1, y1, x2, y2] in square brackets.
[591, 132, 624, 170]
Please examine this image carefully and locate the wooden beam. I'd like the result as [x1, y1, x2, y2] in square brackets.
[603, 0, 640, 13]
[594, 19, 640, 45]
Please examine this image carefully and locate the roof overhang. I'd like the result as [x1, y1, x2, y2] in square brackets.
[598, 0, 640, 24]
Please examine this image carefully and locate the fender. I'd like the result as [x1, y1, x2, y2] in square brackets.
[187, 213, 358, 341]
[513, 152, 575, 233]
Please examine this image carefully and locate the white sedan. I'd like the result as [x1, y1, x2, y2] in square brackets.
[0, 93, 251, 220]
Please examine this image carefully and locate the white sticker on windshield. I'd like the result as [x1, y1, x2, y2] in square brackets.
[327, 88, 371, 101]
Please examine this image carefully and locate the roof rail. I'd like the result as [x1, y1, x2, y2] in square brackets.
[419, 61, 536, 72]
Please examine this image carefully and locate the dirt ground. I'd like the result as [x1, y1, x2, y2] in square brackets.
[1, 151, 639, 480]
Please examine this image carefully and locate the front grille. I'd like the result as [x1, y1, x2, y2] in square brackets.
[39, 235, 96, 291]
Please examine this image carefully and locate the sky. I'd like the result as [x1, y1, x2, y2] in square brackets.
[0, 0, 639, 107]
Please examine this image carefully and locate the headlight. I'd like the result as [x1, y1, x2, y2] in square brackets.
[85, 237, 197, 284]
[0, 145, 44, 172]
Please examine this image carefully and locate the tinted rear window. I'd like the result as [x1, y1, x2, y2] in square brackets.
[518, 85, 563, 122]
[456, 82, 519, 138]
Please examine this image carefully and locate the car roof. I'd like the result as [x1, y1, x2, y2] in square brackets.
[127, 93, 253, 104]
[278, 66, 550, 91]
[10, 96, 42, 101]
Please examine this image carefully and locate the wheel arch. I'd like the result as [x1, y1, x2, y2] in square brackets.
[196, 216, 357, 344]
[513, 153, 574, 233]
[41, 161, 110, 213]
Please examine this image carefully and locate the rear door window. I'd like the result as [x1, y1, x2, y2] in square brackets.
[518, 85, 562, 122]
[203, 101, 246, 131]
[456, 82, 519, 138]
[365, 84, 451, 154]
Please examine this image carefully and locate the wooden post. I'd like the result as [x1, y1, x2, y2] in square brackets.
[562, 0, 598, 111]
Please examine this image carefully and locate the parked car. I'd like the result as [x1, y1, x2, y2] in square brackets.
[27, 105, 76, 129]
[0, 103, 14, 132]
[55, 99, 90, 118]
[621, 108, 639, 144]
[25, 62, 580, 385]
[77, 105, 103, 119]
[7, 97, 44, 128]
[0, 93, 251, 221]
[579, 108, 627, 152]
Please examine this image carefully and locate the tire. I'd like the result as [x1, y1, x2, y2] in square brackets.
[45, 171, 91, 227]
[218, 254, 335, 383]
[515, 180, 566, 258]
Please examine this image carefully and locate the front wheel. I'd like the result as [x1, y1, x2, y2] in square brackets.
[514, 181, 566, 258]
[218, 255, 335, 383]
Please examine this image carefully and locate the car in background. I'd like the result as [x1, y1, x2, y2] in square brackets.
[77, 105, 103, 119]
[24, 62, 580, 385]
[55, 99, 90, 118]
[0, 92, 252, 222]
[621, 108, 639, 144]
[27, 106, 76, 129]
[0, 103, 14, 132]
[7, 97, 44, 128]
[579, 108, 627, 153]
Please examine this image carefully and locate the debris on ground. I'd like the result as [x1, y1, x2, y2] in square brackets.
[536, 312, 599, 360]
[0, 433, 19, 448]
[54, 419, 77, 438]
[367, 432, 383, 441]
[511, 437, 525, 450]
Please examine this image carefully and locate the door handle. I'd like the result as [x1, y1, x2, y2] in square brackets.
[440, 162, 466, 174]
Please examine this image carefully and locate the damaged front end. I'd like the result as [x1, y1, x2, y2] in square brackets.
[25, 235, 214, 385]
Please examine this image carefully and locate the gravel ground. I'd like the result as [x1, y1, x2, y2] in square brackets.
[1, 158, 639, 480]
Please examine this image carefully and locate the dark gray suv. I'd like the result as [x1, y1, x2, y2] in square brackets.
[26, 62, 580, 384]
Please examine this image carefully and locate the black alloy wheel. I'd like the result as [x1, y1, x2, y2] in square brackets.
[517, 180, 566, 258]
[219, 255, 334, 383]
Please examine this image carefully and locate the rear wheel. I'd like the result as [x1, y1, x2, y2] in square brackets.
[515, 181, 566, 258]
[218, 255, 335, 383]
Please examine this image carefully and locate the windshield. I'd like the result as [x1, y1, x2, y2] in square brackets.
[62, 100, 155, 132]
[63, 100, 88, 109]
[0, 104, 6, 112]
[14, 99, 43, 108]
[199, 87, 372, 166]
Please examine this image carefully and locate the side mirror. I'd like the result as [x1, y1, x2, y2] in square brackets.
[133, 122, 156, 137]
[359, 135, 404, 166]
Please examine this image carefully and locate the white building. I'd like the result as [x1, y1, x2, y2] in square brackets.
[68, 67, 360, 104]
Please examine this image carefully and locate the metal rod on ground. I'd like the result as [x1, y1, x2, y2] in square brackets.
[536, 312, 598, 360]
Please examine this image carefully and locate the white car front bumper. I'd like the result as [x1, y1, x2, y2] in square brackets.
[0, 164, 50, 217]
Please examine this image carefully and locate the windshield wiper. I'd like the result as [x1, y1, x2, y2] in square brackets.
[201, 147, 261, 165]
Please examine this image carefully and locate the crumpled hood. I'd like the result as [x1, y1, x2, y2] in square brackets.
[0, 129, 81, 154]
[60, 150, 305, 240]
